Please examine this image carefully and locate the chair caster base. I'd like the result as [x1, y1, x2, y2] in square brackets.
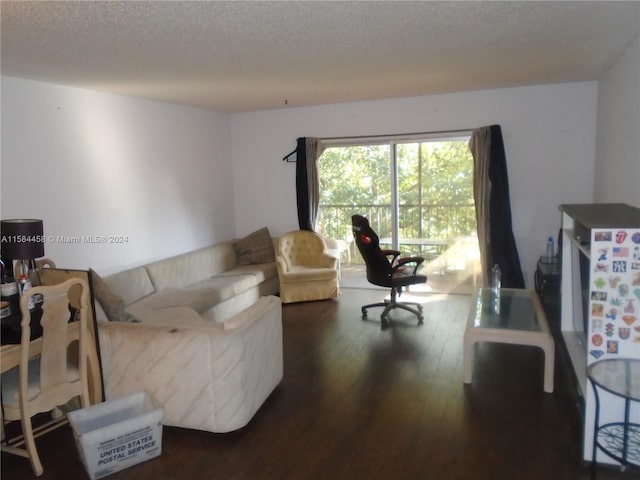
[362, 305, 424, 327]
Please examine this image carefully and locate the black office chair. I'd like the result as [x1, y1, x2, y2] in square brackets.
[351, 215, 427, 327]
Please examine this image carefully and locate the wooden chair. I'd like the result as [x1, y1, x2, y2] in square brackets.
[1, 278, 91, 476]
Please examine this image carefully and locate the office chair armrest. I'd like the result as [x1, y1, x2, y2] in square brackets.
[397, 256, 424, 265]
[395, 256, 425, 275]
[381, 249, 401, 264]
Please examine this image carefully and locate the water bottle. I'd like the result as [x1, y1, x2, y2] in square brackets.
[491, 264, 501, 292]
[491, 264, 501, 314]
[546, 236, 554, 261]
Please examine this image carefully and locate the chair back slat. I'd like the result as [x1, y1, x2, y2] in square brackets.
[38, 289, 77, 390]
[18, 277, 90, 412]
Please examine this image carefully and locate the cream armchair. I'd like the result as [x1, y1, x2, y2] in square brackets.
[276, 230, 340, 303]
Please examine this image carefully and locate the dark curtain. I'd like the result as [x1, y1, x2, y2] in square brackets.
[295, 137, 324, 231]
[469, 125, 525, 288]
[295, 138, 311, 230]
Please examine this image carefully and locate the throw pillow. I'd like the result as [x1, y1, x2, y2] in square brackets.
[90, 269, 129, 322]
[234, 227, 276, 266]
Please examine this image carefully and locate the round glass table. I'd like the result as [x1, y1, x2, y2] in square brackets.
[587, 358, 640, 478]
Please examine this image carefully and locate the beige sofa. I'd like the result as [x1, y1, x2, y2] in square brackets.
[93, 230, 283, 433]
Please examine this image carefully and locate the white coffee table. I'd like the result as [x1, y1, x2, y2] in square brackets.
[463, 288, 555, 393]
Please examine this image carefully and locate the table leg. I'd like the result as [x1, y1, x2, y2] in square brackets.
[463, 336, 475, 384]
[542, 340, 555, 393]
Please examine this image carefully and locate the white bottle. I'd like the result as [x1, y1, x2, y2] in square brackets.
[491, 264, 501, 292]
[491, 264, 501, 314]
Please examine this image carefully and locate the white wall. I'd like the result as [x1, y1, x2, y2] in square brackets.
[594, 33, 640, 208]
[230, 82, 599, 286]
[1, 77, 234, 275]
[0, 76, 602, 285]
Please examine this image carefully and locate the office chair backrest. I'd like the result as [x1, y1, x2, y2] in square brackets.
[351, 215, 394, 285]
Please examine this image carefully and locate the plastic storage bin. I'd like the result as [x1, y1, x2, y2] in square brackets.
[67, 390, 164, 480]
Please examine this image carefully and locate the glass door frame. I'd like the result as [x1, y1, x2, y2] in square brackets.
[319, 130, 474, 258]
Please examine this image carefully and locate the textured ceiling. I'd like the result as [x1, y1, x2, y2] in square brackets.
[2, 1, 639, 112]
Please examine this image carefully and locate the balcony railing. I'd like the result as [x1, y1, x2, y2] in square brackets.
[317, 203, 477, 263]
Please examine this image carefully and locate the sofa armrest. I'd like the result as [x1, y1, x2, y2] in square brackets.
[318, 253, 338, 269]
[222, 295, 281, 332]
[97, 295, 283, 433]
[275, 255, 289, 274]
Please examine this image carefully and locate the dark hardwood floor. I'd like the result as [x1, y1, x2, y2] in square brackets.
[2, 288, 637, 479]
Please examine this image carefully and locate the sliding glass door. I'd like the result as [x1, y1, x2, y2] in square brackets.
[394, 138, 476, 258]
[317, 134, 480, 292]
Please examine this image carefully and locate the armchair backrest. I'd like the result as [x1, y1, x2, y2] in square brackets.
[351, 215, 393, 285]
[276, 230, 328, 269]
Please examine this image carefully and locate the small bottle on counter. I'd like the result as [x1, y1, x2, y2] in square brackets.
[491, 264, 501, 293]
[491, 264, 501, 314]
[546, 236, 555, 261]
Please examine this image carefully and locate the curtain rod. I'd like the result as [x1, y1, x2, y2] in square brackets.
[283, 128, 475, 161]
[320, 128, 474, 142]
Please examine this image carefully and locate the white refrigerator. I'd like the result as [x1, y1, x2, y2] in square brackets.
[560, 203, 640, 466]
[584, 226, 640, 465]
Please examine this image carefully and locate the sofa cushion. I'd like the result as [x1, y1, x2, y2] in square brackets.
[278, 266, 338, 283]
[128, 287, 218, 315]
[234, 227, 275, 265]
[124, 304, 211, 327]
[146, 243, 236, 290]
[127, 273, 260, 321]
[103, 266, 155, 307]
[190, 274, 258, 302]
[218, 262, 277, 284]
[91, 269, 128, 322]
